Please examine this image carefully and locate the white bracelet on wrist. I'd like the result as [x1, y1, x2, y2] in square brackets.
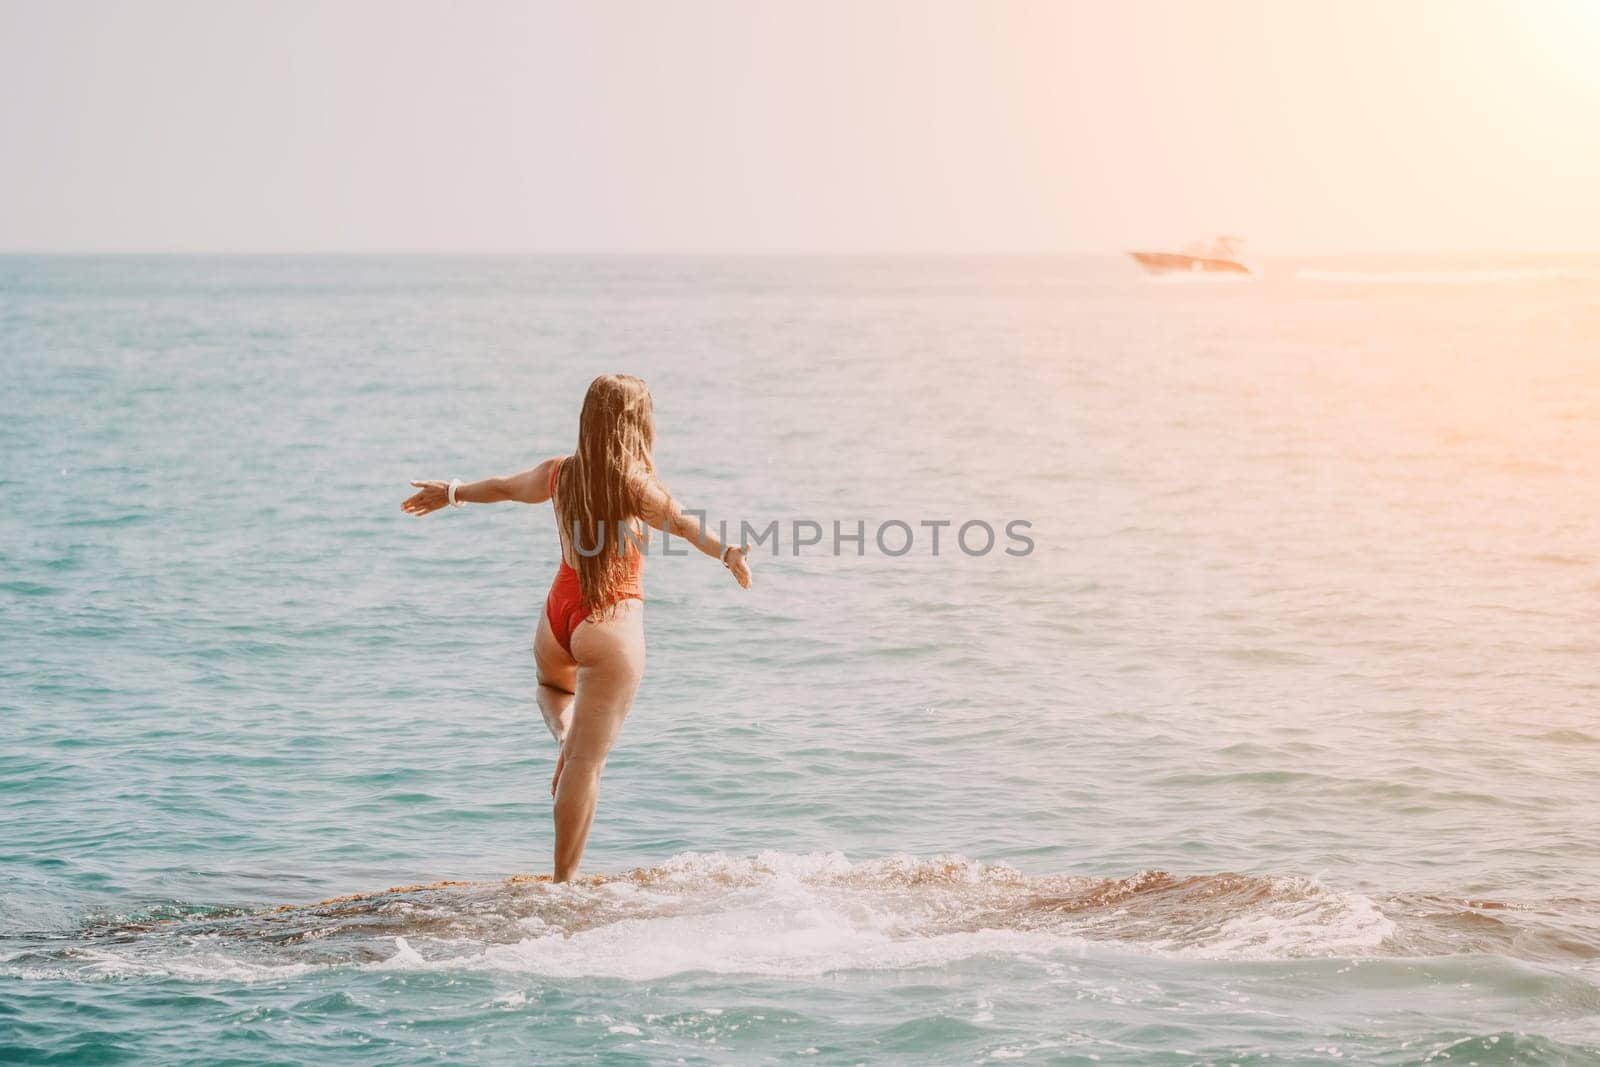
[448, 479, 465, 508]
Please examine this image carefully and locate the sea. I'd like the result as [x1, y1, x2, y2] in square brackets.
[2, 254, 1598, 1064]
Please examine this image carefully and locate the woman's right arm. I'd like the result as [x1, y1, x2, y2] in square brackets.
[401, 457, 563, 516]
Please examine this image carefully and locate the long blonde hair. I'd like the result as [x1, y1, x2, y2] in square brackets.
[554, 374, 656, 616]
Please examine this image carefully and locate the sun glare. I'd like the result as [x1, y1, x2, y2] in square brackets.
[1522, 0, 1600, 87]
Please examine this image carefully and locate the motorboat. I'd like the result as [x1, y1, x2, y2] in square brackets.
[1128, 236, 1251, 275]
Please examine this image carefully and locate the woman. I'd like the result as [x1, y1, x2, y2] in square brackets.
[401, 374, 752, 881]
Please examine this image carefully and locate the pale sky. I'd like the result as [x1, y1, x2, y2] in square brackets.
[2, 0, 1597, 253]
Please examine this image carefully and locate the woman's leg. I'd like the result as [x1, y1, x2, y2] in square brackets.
[552, 600, 646, 882]
[533, 614, 578, 794]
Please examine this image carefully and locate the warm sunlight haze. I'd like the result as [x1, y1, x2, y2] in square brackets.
[5, 3, 1600, 1064]
[1, 0, 1598, 253]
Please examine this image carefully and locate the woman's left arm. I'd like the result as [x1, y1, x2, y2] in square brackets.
[401, 457, 562, 516]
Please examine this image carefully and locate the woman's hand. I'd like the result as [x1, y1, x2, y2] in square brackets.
[725, 543, 753, 589]
[402, 480, 450, 516]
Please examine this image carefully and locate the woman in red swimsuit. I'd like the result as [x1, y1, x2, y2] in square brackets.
[402, 374, 752, 881]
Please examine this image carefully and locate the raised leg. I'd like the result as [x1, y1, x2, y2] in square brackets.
[533, 615, 578, 794]
[552, 600, 645, 882]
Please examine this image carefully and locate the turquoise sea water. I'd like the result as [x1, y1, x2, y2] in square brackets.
[3, 254, 1599, 1064]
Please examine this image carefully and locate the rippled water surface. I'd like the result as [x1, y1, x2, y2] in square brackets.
[3, 255, 1599, 1064]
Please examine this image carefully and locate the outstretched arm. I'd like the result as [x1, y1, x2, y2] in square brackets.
[637, 475, 753, 589]
[401, 456, 563, 516]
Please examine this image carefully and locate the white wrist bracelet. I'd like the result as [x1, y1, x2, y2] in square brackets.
[448, 479, 465, 508]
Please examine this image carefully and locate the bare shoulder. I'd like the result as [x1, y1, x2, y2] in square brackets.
[507, 455, 569, 505]
[541, 455, 570, 496]
[632, 468, 677, 524]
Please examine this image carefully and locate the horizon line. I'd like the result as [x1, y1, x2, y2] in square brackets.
[3, 247, 1595, 258]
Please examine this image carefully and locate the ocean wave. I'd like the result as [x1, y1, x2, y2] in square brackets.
[11, 852, 1600, 985]
[1384, 1031, 1600, 1066]
[16, 851, 1576, 983]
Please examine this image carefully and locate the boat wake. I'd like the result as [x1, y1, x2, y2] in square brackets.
[1296, 266, 1597, 285]
[7, 852, 1599, 982]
